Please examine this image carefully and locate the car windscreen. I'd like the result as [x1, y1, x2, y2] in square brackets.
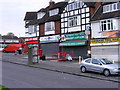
[100, 58, 113, 64]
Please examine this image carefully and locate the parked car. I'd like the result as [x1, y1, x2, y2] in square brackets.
[80, 58, 120, 76]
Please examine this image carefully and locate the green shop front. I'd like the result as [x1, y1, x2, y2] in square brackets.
[59, 32, 88, 59]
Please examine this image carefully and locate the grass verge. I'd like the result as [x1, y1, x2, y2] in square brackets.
[0, 85, 10, 90]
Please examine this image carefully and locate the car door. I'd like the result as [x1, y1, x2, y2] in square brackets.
[83, 58, 92, 71]
[90, 59, 103, 73]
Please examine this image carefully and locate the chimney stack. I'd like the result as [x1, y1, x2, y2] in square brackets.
[49, 0, 55, 9]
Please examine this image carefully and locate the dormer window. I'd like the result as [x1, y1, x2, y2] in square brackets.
[103, 2, 120, 13]
[67, 1, 83, 11]
[49, 8, 59, 16]
[37, 12, 45, 19]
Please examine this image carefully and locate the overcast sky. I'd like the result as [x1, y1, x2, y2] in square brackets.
[0, 0, 64, 37]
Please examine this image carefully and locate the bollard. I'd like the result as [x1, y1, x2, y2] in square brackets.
[79, 56, 81, 64]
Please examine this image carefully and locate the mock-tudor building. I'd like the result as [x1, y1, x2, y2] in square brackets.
[59, 1, 100, 58]
[90, 2, 120, 62]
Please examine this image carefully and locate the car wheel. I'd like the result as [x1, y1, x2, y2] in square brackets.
[103, 69, 110, 76]
[3, 50, 6, 53]
[81, 66, 86, 73]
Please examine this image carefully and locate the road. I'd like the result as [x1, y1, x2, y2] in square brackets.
[2, 61, 119, 88]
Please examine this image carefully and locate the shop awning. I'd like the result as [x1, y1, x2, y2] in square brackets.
[59, 41, 87, 46]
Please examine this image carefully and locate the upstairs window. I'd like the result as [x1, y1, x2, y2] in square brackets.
[37, 12, 45, 19]
[103, 2, 120, 13]
[49, 8, 59, 16]
[67, 1, 83, 11]
[100, 19, 113, 32]
[28, 25, 34, 34]
[68, 16, 77, 27]
[45, 22, 55, 32]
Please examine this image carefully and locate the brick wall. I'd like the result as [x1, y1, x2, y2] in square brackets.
[55, 21, 60, 34]
[90, 2, 102, 16]
[39, 24, 44, 36]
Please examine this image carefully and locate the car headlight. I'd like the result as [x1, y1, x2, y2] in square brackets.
[113, 68, 118, 71]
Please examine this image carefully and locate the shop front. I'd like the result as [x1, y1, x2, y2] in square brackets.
[59, 32, 88, 59]
[40, 35, 60, 57]
[90, 37, 120, 62]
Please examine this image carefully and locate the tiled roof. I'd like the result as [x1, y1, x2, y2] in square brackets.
[84, 2, 96, 7]
[91, 5, 120, 21]
[26, 2, 96, 26]
[27, 2, 68, 26]
[24, 12, 37, 21]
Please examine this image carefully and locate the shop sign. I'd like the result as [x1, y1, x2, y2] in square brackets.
[40, 35, 60, 43]
[25, 37, 38, 42]
[4, 40, 19, 43]
[101, 30, 120, 38]
[90, 37, 120, 46]
[61, 32, 86, 41]
[59, 41, 87, 46]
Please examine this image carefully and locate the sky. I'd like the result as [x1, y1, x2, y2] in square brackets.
[0, 0, 64, 37]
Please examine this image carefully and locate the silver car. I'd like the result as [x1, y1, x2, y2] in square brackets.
[80, 58, 120, 76]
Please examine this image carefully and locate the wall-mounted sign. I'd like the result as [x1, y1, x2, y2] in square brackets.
[101, 30, 120, 38]
[90, 37, 120, 46]
[3, 40, 19, 43]
[61, 32, 86, 41]
[59, 41, 87, 46]
[25, 37, 38, 42]
[40, 35, 60, 43]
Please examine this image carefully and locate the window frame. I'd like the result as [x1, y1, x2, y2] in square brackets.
[37, 12, 45, 19]
[85, 59, 91, 63]
[45, 22, 55, 32]
[100, 19, 113, 32]
[92, 59, 101, 65]
[49, 8, 59, 16]
[103, 2, 120, 13]
[68, 16, 78, 27]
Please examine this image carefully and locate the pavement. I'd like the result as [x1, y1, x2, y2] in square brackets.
[1, 53, 120, 83]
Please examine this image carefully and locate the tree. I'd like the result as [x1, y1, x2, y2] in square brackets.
[7, 32, 15, 36]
